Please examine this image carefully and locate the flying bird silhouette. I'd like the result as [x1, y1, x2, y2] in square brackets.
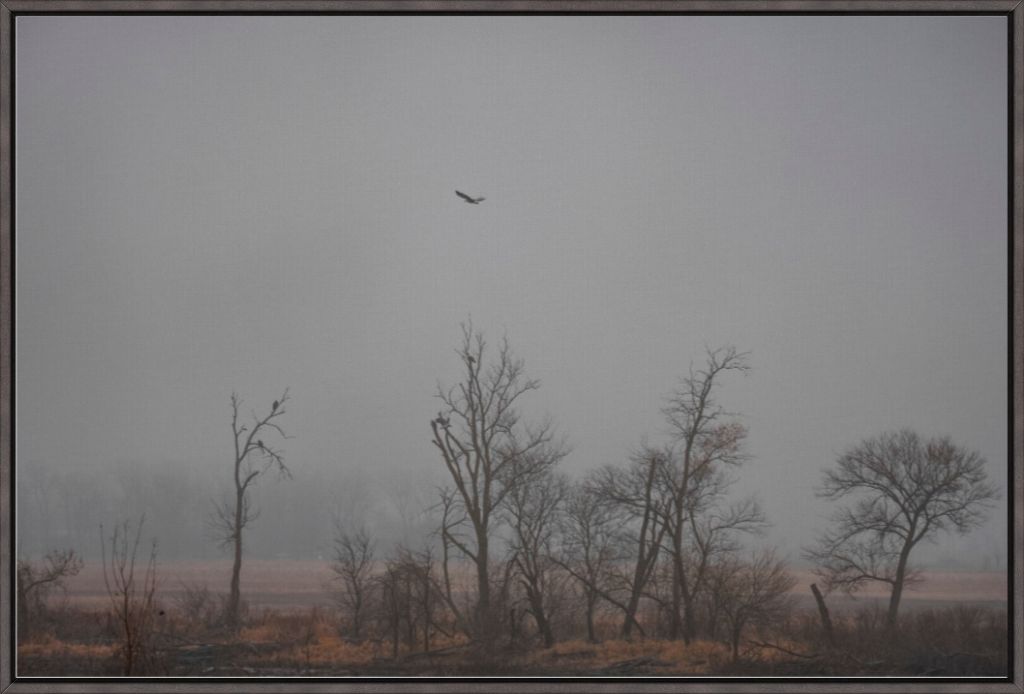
[456, 190, 485, 205]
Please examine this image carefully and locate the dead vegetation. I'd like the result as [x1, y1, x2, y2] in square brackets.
[17, 594, 1008, 676]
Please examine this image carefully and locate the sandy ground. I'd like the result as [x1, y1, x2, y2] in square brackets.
[58, 560, 1008, 612]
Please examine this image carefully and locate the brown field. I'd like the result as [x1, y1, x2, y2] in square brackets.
[60, 560, 1008, 612]
[787, 568, 1008, 612]
[61, 559, 337, 611]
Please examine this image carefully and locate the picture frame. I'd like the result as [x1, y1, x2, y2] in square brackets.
[1, 2, 1020, 692]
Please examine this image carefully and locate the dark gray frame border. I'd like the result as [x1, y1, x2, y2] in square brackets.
[0, 1, 1020, 692]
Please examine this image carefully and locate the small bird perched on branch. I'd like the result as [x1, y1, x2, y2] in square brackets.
[272, 400, 279, 412]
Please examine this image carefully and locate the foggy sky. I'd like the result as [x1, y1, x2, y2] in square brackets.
[15, 15, 1009, 565]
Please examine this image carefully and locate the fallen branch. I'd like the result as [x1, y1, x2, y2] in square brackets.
[398, 643, 473, 662]
[746, 640, 820, 660]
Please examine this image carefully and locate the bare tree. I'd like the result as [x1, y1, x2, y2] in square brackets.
[659, 346, 750, 642]
[212, 389, 292, 629]
[430, 323, 566, 647]
[660, 467, 767, 641]
[554, 480, 619, 643]
[16, 548, 83, 638]
[505, 464, 569, 648]
[805, 429, 998, 630]
[101, 516, 160, 675]
[712, 548, 796, 662]
[591, 448, 669, 639]
[330, 523, 376, 640]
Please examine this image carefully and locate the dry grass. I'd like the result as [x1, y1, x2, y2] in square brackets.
[19, 635, 115, 660]
[17, 574, 1009, 677]
[527, 638, 731, 674]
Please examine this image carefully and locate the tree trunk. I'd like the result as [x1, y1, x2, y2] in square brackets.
[621, 593, 642, 639]
[475, 532, 492, 647]
[669, 541, 684, 640]
[810, 583, 834, 647]
[391, 609, 400, 659]
[527, 590, 555, 648]
[731, 623, 742, 662]
[887, 544, 913, 631]
[682, 595, 697, 645]
[421, 572, 431, 653]
[585, 594, 598, 643]
[226, 489, 244, 629]
[351, 591, 363, 640]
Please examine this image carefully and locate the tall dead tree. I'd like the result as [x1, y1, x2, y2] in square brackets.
[430, 324, 566, 648]
[659, 346, 750, 642]
[213, 389, 292, 629]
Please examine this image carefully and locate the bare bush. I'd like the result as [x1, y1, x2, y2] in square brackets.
[330, 524, 376, 640]
[710, 548, 796, 662]
[100, 516, 161, 675]
[16, 548, 83, 640]
[173, 581, 219, 636]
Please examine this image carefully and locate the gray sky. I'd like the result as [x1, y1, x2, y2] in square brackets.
[15, 15, 1008, 564]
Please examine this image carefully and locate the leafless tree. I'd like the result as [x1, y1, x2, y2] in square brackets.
[212, 389, 292, 629]
[591, 447, 669, 639]
[553, 480, 619, 643]
[504, 464, 569, 648]
[681, 495, 766, 636]
[101, 516, 160, 675]
[330, 523, 376, 640]
[711, 548, 796, 662]
[16, 548, 83, 638]
[430, 323, 566, 647]
[658, 346, 750, 642]
[805, 429, 998, 630]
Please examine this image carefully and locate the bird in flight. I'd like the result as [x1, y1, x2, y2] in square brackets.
[456, 190, 485, 205]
